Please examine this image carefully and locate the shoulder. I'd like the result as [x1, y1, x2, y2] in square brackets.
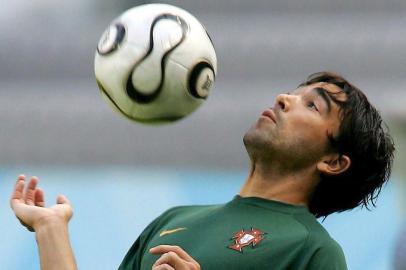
[292, 211, 335, 244]
[292, 213, 347, 269]
[306, 238, 347, 270]
[295, 212, 343, 251]
[310, 236, 345, 256]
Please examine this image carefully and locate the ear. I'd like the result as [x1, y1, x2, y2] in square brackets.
[316, 154, 351, 176]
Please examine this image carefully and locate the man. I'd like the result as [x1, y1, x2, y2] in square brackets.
[11, 72, 394, 270]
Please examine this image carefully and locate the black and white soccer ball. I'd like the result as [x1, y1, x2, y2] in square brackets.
[94, 4, 217, 124]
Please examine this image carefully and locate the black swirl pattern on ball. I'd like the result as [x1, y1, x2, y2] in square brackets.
[126, 14, 188, 104]
[97, 23, 126, 55]
[97, 79, 183, 123]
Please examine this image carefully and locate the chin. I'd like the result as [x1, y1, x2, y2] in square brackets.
[243, 129, 274, 158]
[243, 127, 259, 147]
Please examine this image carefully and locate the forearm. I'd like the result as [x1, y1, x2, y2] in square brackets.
[35, 219, 77, 270]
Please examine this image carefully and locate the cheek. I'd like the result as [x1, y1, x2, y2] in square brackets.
[285, 112, 323, 131]
[282, 114, 329, 147]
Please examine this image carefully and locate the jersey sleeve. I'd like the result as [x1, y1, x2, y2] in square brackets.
[306, 240, 348, 270]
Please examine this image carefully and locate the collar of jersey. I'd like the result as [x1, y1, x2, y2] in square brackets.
[230, 195, 309, 214]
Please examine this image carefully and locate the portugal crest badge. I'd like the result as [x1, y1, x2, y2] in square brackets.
[228, 228, 265, 253]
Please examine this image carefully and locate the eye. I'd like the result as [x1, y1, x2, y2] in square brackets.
[307, 101, 319, 111]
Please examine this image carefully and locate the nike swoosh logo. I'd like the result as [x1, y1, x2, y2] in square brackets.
[159, 227, 187, 237]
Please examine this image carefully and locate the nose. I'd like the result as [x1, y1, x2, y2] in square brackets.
[275, 93, 291, 112]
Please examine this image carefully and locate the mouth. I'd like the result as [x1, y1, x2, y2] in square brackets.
[261, 108, 277, 123]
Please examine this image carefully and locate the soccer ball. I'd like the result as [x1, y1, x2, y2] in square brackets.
[94, 4, 217, 124]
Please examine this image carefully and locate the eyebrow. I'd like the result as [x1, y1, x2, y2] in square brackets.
[312, 87, 332, 113]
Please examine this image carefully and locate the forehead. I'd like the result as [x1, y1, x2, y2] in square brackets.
[298, 82, 346, 100]
[294, 82, 347, 103]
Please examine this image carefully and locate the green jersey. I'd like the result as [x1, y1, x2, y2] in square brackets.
[119, 196, 347, 270]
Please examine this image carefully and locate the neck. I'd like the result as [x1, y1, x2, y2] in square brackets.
[239, 160, 318, 207]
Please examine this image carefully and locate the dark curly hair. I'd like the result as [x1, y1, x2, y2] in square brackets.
[299, 72, 395, 218]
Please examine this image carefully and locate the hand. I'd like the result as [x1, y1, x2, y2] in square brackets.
[10, 175, 73, 232]
[150, 245, 200, 270]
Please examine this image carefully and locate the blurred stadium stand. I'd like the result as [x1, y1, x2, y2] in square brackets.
[0, 0, 405, 168]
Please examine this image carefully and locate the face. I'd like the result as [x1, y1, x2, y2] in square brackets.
[244, 82, 346, 170]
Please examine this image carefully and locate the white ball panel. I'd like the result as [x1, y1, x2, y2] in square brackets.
[170, 33, 217, 75]
[97, 24, 119, 55]
[128, 59, 201, 120]
[167, 14, 217, 74]
[95, 43, 147, 111]
[119, 4, 190, 48]
[131, 19, 183, 95]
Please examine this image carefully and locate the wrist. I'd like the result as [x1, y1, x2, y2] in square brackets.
[34, 215, 68, 232]
[33, 215, 77, 270]
[35, 217, 69, 245]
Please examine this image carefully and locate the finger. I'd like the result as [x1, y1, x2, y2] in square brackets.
[152, 264, 175, 270]
[150, 245, 196, 263]
[34, 188, 45, 207]
[152, 252, 181, 268]
[153, 252, 195, 270]
[11, 175, 25, 202]
[56, 194, 71, 205]
[24, 176, 38, 205]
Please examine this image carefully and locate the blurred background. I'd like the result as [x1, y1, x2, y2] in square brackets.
[0, 0, 405, 269]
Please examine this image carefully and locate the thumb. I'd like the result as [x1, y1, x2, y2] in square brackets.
[56, 194, 71, 205]
[56, 195, 74, 221]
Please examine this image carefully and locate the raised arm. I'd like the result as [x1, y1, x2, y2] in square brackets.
[10, 175, 77, 270]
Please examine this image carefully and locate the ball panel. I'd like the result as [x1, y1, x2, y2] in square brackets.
[95, 43, 148, 111]
[128, 59, 202, 121]
[97, 79, 183, 124]
[127, 14, 188, 103]
[168, 14, 217, 76]
[119, 4, 189, 48]
[97, 23, 126, 55]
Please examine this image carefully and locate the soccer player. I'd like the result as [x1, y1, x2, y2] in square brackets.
[11, 72, 394, 270]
